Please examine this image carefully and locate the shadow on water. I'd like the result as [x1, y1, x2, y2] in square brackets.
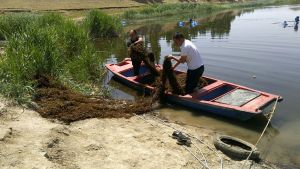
[162, 102, 278, 133]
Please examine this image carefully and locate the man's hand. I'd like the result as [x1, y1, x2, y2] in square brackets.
[166, 55, 173, 60]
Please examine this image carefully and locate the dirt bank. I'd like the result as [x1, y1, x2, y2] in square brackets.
[0, 97, 280, 169]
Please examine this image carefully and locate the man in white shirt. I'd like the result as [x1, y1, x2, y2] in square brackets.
[168, 32, 204, 94]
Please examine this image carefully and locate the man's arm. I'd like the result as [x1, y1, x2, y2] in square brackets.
[132, 37, 143, 45]
[168, 55, 187, 69]
[128, 36, 144, 48]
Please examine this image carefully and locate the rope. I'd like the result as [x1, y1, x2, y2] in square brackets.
[188, 134, 223, 169]
[138, 114, 224, 169]
[191, 141, 209, 168]
[183, 145, 211, 169]
[136, 114, 211, 169]
[152, 115, 223, 169]
[241, 97, 279, 169]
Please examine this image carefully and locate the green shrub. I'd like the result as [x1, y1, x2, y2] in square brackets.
[57, 20, 89, 59]
[0, 12, 109, 103]
[36, 13, 65, 27]
[0, 24, 63, 103]
[0, 13, 36, 40]
[84, 10, 122, 38]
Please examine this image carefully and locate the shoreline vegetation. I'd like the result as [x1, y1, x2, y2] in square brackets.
[123, 0, 300, 19]
[0, 10, 122, 104]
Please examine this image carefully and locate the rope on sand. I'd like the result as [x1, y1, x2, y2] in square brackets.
[241, 97, 279, 169]
[191, 141, 210, 168]
[136, 114, 223, 169]
[183, 145, 211, 169]
[188, 133, 223, 169]
[151, 115, 223, 169]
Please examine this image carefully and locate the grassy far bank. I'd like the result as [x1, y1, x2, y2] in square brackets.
[123, 0, 300, 19]
[0, 10, 122, 104]
[0, 0, 143, 11]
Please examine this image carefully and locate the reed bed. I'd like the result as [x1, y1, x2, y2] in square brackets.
[83, 10, 122, 38]
[0, 11, 122, 103]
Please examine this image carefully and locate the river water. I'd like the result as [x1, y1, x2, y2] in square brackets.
[101, 5, 300, 167]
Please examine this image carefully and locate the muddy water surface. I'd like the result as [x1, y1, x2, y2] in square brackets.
[101, 5, 300, 167]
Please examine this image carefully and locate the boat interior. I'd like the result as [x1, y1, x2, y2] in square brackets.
[118, 65, 264, 107]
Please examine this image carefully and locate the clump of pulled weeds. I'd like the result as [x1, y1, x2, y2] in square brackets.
[33, 75, 152, 124]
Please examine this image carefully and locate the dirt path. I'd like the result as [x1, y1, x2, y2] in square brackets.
[0, 97, 280, 169]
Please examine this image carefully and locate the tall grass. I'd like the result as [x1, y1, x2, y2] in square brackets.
[0, 13, 36, 40]
[84, 10, 122, 38]
[123, 0, 300, 19]
[0, 12, 119, 103]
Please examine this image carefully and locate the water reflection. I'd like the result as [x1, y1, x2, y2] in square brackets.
[96, 10, 252, 63]
[160, 10, 243, 44]
[295, 23, 299, 31]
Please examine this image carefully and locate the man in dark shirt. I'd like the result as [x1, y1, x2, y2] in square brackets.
[127, 30, 144, 76]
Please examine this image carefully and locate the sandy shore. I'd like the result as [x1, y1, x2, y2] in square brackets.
[0, 99, 279, 169]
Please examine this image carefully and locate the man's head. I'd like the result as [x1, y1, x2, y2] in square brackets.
[129, 29, 138, 40]
[173, 32, 185, 47]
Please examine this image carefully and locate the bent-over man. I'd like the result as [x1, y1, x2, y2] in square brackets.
[168, 32, 204, 94]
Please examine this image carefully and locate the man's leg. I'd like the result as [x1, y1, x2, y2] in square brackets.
[132, 59, 142, 76]
[185, 70, 194, 94]
[185, 66, 204, 94]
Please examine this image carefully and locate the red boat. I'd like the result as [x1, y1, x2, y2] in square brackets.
[105, 58, 282, 121]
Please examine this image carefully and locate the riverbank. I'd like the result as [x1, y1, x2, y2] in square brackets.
[1, 0, 299, 19]
[123, 0, 300, 19]
[0, 0, 247, 11]
[0, 98, 280, 169]
[0, 0, 242, 19]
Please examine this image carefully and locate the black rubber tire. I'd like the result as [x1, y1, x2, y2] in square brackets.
[213, 135, 260, 161]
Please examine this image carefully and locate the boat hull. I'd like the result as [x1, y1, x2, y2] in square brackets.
[106, 59, 282, 121]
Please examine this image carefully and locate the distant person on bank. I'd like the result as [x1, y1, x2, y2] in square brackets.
[167, 32, 204, 94]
